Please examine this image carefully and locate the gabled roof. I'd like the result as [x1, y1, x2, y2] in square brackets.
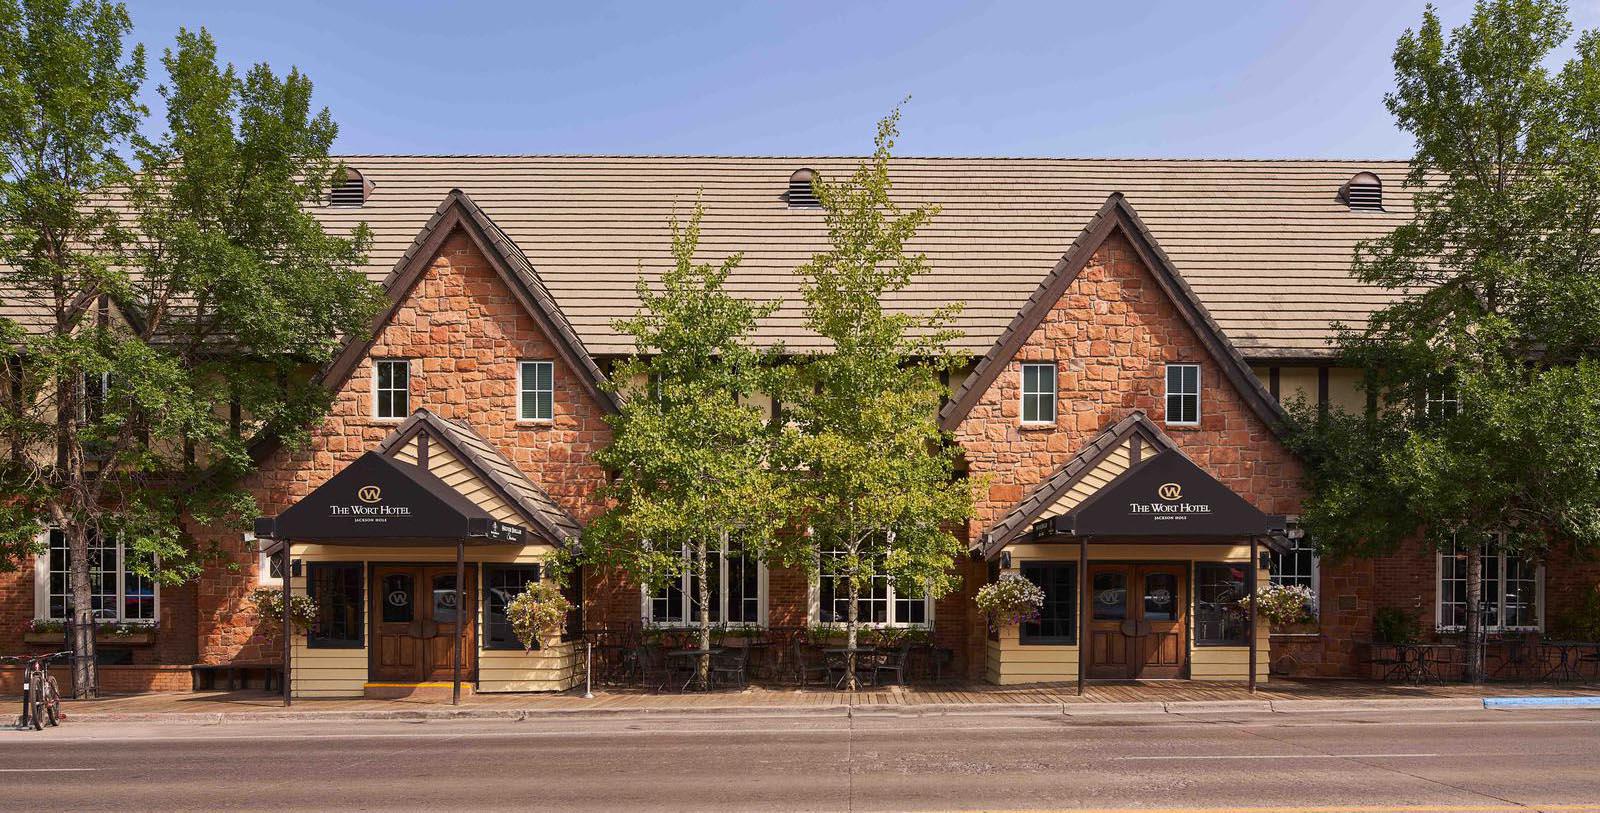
[320, 188, 619, 415]
[979, 410, 1176, 557]
[378, 408, 582, 545]
[939, 193, 1288, 435]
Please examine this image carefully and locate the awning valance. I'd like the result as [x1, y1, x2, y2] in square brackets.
[1031, 448, 1286, 543]
[254, 452, 527, 545]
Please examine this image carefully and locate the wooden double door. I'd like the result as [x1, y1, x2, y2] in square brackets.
[1086, 563, 1188, 679]
[370, 565, 477, 683]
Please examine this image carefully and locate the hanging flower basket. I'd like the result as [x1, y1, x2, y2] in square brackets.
[1236, 583, 1317, 628]
[975, 574, 1046, 632]
[251, 587, 319, 635]
[506, 581, 573, 650]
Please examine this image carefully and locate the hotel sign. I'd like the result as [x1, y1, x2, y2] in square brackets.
[1126, 482, 1214, 523]
[1057, 449, 1274, 537]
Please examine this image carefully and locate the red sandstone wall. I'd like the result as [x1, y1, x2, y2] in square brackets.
[190, 227, 613, 665]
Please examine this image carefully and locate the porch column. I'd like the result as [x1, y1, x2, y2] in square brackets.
[1077, 535, 1088, 697]
[454, 539, 465, 706]
[281, 541, 291, 708]
[1248, 535, 1258, 694]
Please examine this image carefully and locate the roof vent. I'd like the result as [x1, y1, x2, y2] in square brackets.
[329, 168, 371, 207]
[786, 168, 820, 208]
[1339, 171, 1383, 212]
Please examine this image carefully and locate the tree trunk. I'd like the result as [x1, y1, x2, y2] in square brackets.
[1465, 544, 1484, 685]
[845, 541, 859, 691]
[67, 521, 97, 698]
[695, 539, 711, 691]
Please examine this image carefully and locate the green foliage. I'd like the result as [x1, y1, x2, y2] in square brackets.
[975, 574, 1046, 630]
[250, 586, 317, 634]
[505, 581, 573, 650]
[584, 201, 787, 668]
[1237, 583, 1317, 627]
[1373, 607, 1421, 645]
[776, 105, 976, 683]
[1290, 0, 1600, 564]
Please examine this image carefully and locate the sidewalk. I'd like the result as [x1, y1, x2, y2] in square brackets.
[45, 678, 1600, 723]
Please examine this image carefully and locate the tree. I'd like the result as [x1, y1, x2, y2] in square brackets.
[778, 108, 976, 688]
[584, 203, 787, 689]
[1285, 0, 1600, 682]
[0, 7, 384, 695]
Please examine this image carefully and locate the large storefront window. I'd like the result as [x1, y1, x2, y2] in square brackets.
[307, 563, 364, 648]
[816, 537, 931, 628]
[40, 529, 157, 623]
[484, 564, 541, 649]
[1437, 539, 1542, 631]
[646, 537, 762, 626]
[1019, 561, 1076, 644]
[1194, 563, 1249, 646]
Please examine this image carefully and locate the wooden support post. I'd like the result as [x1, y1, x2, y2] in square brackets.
[1077, 535, 1088, 697]
[454, 540, 465, 706]
[281, 542, 292, 707]
[1248, 535, 1259, 694]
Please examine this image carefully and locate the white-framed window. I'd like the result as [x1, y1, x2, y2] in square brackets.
[641, 534, 765, 627]
[1165, 363, 1201, 425]
[81, 371, 111, 422]
[812, 533, 933, 628]
[1436, 536, 1542, 632]
[33, 528, 158, 623]
[1020, 362, 1057, 424]
[1425, 386, 1459, 420]
[519, 360, 554, 421]
[1268, 532, 1319, 611]
[374, 359, 410, 419]
[249, 532, 282, 586]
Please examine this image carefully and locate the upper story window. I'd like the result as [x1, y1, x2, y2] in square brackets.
[519, 360, 554, 421]
[1020, 362, 1057, 425]
[645, 536, 763, 626]
[814, 534, 931, 628]
[374, 359, 410, 420]
[35, 529, 157, 623]
[1424, 386, 1459, 420]
[1165, 363, 1201, 426]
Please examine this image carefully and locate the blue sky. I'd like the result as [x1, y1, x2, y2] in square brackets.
[120, 0, 1600, 158]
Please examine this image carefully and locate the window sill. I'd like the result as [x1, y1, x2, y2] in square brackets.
[24, 629, 156, 645]
[1018, 421, 1057, 431]
[516, 419, 555, 427]
[1164, 422, 1202, 430]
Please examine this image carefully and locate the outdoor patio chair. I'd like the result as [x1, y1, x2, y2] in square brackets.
[791, 640, 831, 687]
[635, 644, 672, 691]
[873, 641, 913, 686]
[1488, 635, 1537, 681]
[710, 645, 751, 689]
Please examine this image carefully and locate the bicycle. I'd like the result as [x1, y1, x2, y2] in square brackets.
[3, 651, 70, 731]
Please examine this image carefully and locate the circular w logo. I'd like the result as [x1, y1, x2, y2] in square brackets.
[357, 485, 382, 504]
[1157, 483, 1182, 501]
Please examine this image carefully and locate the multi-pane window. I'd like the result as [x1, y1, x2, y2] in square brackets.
[374, 360, 410, 419]
[41, 529, 156, 623]
[1165, 364, 1201, 425]
[484, 564, 541, 649]
[520, 361, 554, 421]
[647, 537, 761, 626]
[1194, 563, 1249, 645]
[1020, 362, 1057, 424]
[816, 536, 930, 627]
[307, 562, 363, 648]
[1437, 538, 1541, 631]
[1019, 562, 1077, 644]
[249, 533, 282, 586]
[1424, 386, 1459, 420]
[1269, 534, 1319, 609]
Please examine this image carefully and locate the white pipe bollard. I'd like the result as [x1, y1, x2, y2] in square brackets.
[583, 642, 594, 699]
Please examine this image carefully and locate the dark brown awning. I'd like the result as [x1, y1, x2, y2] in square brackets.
[253, 452, 526, 545]
[1030, 448, 1286, 544]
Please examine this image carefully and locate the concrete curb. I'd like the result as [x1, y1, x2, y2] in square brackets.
[60, 693, 1583, 724]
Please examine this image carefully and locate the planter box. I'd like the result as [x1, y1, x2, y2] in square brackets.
[23, 630, 155, 646]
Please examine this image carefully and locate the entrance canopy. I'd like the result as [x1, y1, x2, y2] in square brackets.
[1034, 448, 1287, 541]
[254, 451, 527, 545]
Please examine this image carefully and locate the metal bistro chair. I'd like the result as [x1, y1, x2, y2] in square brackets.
[634, 644, 672, 692]
[710, 645, 751, 689]
[792, 639, 832, 687]
[873, 641, 913, 686]
[1368, 642, 1410, 682]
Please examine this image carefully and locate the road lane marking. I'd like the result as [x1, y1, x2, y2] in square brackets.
[1114, 752, 1445, 760]
[0, 768, 98, 772]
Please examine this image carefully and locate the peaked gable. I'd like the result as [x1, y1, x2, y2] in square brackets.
[321, 188, 618, 415]
[939, 193, 1285, 435]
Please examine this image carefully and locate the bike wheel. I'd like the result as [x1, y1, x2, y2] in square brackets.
[42, 675, 62, 726]
[27, 678, 43, 731]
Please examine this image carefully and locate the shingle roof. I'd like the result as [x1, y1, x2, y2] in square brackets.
[378, 408, 583, 545]
[306, 155, 1411, 360]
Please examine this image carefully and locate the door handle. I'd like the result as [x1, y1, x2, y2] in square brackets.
[1120, 620, 1139, 637]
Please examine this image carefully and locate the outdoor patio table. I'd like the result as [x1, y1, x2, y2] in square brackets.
[824, 647, 877, 688]
[1539, 641, 1598, 683]
[665, 648, 724, 692]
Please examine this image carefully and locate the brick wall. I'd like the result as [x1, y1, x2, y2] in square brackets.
[191, 226, 613, 666]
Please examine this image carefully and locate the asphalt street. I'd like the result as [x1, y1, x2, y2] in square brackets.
[0, 706, 1597, 811]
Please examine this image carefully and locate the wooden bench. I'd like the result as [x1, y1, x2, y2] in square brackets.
[192, 663, 282, 692]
